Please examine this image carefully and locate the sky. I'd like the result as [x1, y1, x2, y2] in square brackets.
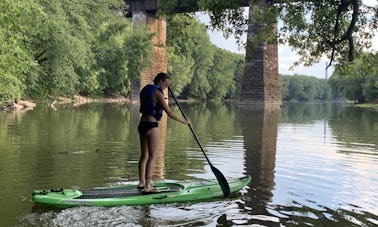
[199, 0, 378, 79]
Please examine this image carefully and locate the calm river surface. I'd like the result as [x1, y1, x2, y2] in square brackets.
[0, 102, 377, 226]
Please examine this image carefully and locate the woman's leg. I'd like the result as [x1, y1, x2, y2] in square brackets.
[144, 127, 160, 191]
[138, 134, 148, 188]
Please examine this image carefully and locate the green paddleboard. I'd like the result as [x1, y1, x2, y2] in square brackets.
[32, 176, 251, 208]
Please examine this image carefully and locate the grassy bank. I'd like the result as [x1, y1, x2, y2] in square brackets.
[354, 103, 378, 111]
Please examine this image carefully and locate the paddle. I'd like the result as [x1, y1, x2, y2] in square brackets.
[168, 86, 230, 197]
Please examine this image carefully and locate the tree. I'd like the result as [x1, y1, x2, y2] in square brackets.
[29, 0, 141, 98]
[0, 0, 44, 101]
[329, 52, 378, 102]
[166, 14, 244, 99]
[0, 0, 154, 103]
[166, 15, 198, 94]
[166, 14, 214, 99]
[158, 0, 378, 67]
[281, 74, 332, 101]
[207, 47, 243, 100]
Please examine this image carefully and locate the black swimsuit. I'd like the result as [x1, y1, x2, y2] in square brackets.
[138, 121, 158, 135]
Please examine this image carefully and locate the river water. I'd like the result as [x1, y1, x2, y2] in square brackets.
[0, 102, 377, 226]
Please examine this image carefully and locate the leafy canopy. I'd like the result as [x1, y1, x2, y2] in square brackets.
[167, 14, 244, 100]
[157, 0, 378, 67]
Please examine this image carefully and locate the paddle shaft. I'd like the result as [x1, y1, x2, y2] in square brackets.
[168, 86, 230, 197]
[168, 87, 211, 163]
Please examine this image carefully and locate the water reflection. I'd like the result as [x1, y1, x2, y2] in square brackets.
[329, 106, 378, 151]
[237, 107, 281, 226]
[155, 113, 168, 180]
[1, 102, 378, 226]
[272, 103, 377, 226]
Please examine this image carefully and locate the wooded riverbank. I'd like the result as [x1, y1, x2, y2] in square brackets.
[1, 94, 129, 112]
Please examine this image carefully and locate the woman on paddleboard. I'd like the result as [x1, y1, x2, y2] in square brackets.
[138, 72, 190, 194]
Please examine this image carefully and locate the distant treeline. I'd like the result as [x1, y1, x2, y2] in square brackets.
[281, 51, 378, 103]
[280, 74, 338, 102]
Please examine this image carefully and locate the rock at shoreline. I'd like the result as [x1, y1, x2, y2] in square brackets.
[17, 100, 37, 108]
[1, 99, 36, 112]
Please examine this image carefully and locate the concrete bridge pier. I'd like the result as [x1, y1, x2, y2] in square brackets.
[130, 11, 167, 103]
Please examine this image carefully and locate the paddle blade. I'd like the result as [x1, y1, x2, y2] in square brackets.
[210, 164, 230, 197]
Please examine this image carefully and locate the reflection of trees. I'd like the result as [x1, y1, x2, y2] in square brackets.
[329, 106, 378, 149]
[163, 102, 238, 180]
[281, 103, 333, 123]
[180, 102, 237, 144]
[280, 102, 378, 147]
[1, 103, 133, 188]
[0, 103, 135, 226]
[238, 107, 280, 215]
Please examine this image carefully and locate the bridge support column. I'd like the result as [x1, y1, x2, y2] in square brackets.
[240, 1, 281, 109]
[130, 11, 167, 103]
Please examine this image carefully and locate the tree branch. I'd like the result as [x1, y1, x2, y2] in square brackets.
[327, 0, 359, 67]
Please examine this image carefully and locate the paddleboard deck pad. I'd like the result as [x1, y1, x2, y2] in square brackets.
[32, 176, 251, 207]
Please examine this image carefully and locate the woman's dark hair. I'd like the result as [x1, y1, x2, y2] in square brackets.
[153, 72, 170, 85]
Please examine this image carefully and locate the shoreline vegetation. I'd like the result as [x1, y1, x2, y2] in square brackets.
[2, 1, 376, 115]
[1, 94, 129, 112]
[2, 96, 378, 112]
[355, 102, 378, 111]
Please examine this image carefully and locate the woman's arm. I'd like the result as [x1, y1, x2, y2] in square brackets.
[155, 91, 189, 125]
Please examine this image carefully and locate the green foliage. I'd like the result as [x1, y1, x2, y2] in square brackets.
[167, 14, 244, 100]
[159, 0, 377, 67]
[94, 23, 153, 96]
[207, 47, 244, 100]
[329, 53, 378, 103]
[0, 0, 44, 101]
[124, 28, 154, 82]
[184, 24, 214, 99]
[94, 22, 131, 95]
[280, 74, 332, 101]
[1, 0, 153, 101]
[166, 15, 198, 94]
[276, 1, 373, 66]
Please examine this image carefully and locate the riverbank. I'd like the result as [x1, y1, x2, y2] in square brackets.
[3, 96, 378, 112]
[1, 99, 37, 112]
[1, 94, 129, 112]
[354, 103, 378, 111]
